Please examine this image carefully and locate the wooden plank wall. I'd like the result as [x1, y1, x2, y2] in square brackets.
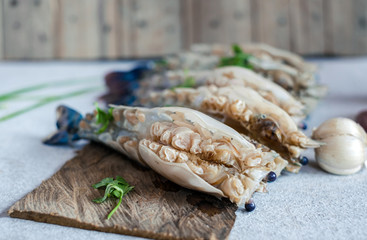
[0, 0, 366, 59]
[289, 0, 325, 54]
[0, 0, 3, 59]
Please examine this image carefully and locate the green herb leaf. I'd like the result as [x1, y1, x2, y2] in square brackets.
[172, 69, 196, 89]
[92, 177, 114, 189]
[112, 189, 121, 198]
[0, 76, 99, 103]
[154, 59, 168, 68]
[232, 44, 244, 55]
[95, 103, 114, 134]
[115, 176, 129, 186]
[173, 76, 195, 89]
[92, 176, 134, 219]
[218, 44, 254, 69]
[0, 87, 101, 123]
[92, 184, 115, 203]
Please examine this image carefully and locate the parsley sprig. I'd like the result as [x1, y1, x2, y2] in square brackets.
[218, 44, 254, 69]
[95, 103, 114, 134]
[174, 76, 195, 88]
[154, 59, 169, 68]
[172, 69, 196, 89]
[92, 176, 134, 219]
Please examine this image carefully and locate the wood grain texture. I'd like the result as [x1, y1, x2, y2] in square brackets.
[194, 0, 252, 45]
[99, 0, 119, 59]
[1, 0, 367, 58]
[57, 0, 100, 59]
[130, 0, 182, 57]
[115, 0, 133, 58]
[0, 0, 3, 59]
[305, 0, 325, 54]
[251, 0, 291, 50]
[324, 0, 355, 55]
[223, 0, 252, 44]
[289, 0, 303, 53]
[354, 0, 367, 54]
[30, 0, 56, 59]
[180, 0, 194, 49]
[290, 0, 325, 55]
[3, 0, 56, 59]
[3, 0, 32, 59]
[8, 143, 237, 240]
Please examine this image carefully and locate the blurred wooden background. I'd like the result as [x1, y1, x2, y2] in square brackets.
[1, 0, 367, 60]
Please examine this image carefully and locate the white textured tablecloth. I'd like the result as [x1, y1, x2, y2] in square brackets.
[0, 59, 366, 240]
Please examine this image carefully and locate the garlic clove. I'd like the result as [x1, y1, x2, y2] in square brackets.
[312, 118, 367, 143]
[312, 117, 367, 175]
[315, 135, 365, 175]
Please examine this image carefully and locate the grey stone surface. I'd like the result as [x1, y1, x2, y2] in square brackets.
[0, 59, 366, 240]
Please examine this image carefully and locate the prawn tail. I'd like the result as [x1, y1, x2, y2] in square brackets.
[43, 105, 82, 145]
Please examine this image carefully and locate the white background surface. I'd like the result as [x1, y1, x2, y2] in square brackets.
[0, 59, 366, 240]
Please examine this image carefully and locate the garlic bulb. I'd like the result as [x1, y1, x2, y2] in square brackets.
[312, 118, 367, 175]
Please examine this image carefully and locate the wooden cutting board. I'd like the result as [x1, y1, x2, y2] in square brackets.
[8, 143, 237, 240]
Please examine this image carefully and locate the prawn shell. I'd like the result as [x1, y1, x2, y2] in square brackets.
[159, 106, 255, 149]
[241, 43, 317, 72]
[139, 142, 225, 198]
[212, 66, 305, 118]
